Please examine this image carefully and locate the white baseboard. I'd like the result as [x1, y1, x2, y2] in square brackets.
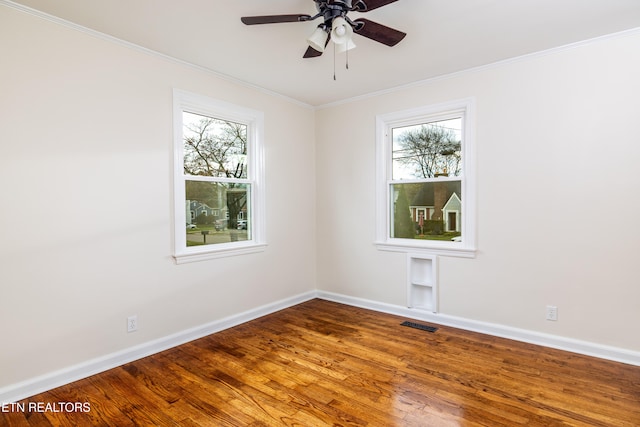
[3, 289, 638, 403]
[316, 290, 640, 367]
[0, 291, 317, 403]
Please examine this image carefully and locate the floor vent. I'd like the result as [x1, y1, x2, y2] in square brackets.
[401, 321, 438, 333]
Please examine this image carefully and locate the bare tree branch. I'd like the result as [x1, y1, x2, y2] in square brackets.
[395, 124, 461, 178]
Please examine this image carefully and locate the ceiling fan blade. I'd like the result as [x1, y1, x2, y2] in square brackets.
[356, 0, 399, 12]
[353, 18, 406, 46]
[241, 14, 310, 25]
[303, 46, 324, 58]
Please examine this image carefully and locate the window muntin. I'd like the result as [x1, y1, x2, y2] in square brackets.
[390, 180, 462, 240]
[185, 181, 251, 245]
[392, 118, 462, 180]
[390, 117, 463, 243]
[376, 99, 475, 257]
[173, 90, 265, 263]
[183, 112, 248, 179]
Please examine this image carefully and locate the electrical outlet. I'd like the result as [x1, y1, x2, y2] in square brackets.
[545, 305, 558, 321]
[127, 315, 138, 332]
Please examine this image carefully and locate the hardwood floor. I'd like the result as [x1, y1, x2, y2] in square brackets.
[2, 299, 639, 426]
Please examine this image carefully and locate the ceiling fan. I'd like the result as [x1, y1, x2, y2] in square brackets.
[241, 0, 406, 58]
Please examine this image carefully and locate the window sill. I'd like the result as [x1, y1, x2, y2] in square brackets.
[173, 243, 267, 264]
[375, 240, 476, 258]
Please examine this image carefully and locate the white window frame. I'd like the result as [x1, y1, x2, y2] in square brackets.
[375, 98, 476, 258]
[172, 89, 266, 264]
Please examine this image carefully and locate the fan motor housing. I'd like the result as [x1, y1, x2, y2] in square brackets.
[318, 0, 351, 26]
[329, 0, 353, 7]
[241, 0, 406, 57]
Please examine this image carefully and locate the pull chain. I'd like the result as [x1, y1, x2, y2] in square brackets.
[346, 47, 349, 70]
[333, 43, 351, 80]
[333, 43, 337, 81]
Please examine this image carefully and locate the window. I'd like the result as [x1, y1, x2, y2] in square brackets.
[173, 90, 265, 263]
[376, 99, 476, 257]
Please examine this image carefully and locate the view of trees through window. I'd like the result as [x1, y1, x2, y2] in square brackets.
[183, 112, 251, 246]
[391, 118, 463, 241]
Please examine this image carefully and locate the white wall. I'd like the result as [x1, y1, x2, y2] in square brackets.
[316, 30, 640, 352]
[2, 1, 639, 397]
[0, 5, 316, 389]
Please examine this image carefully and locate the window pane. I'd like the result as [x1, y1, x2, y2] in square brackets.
[390, 181, 462, 241]
[392, 118, 462, 179]
[183, 112, 248, 178]
[185, 181, 251, 246]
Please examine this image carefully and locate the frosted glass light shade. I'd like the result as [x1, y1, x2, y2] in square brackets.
[307, 27, 327, 52]
[336, 38, 356, 53]
[331, 17, 353, 45]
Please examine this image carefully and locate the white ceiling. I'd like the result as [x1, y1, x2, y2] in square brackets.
[9, 0, 640, 106]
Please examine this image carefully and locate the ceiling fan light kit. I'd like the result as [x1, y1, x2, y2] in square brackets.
[330, 17, 353, 45]
[241, 0, 406, 60]
[307, 26, 329, 52]
[336, 38, 357, 53]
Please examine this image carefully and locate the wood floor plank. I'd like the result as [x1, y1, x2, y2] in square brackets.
[2, 299, 639, 426]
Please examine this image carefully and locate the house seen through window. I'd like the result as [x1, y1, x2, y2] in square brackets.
[173, 90, 265, 263]
[391, 118, 462, 241]
[376, 99, 475, 257]
[183, 112, 251, 245]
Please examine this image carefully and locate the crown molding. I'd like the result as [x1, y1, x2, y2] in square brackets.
[0, 0, 314, 109]
[315, 26, 640, 110]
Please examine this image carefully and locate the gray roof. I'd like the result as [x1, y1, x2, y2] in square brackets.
[411, 181, 461, 207]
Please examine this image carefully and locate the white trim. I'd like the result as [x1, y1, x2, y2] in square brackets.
[0, 291, 317, 403]
[316, 291, 640, 367]
[316, 26, 640, 110]
[172, 89, 267, 263]
[5, 1, 639, 111]
[375, 241, 476, 258]
[375, 98, 476, 257]
[0, 0, 313, 109]
[2, 289, 639, 402]
[173, 243, 268, 264]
